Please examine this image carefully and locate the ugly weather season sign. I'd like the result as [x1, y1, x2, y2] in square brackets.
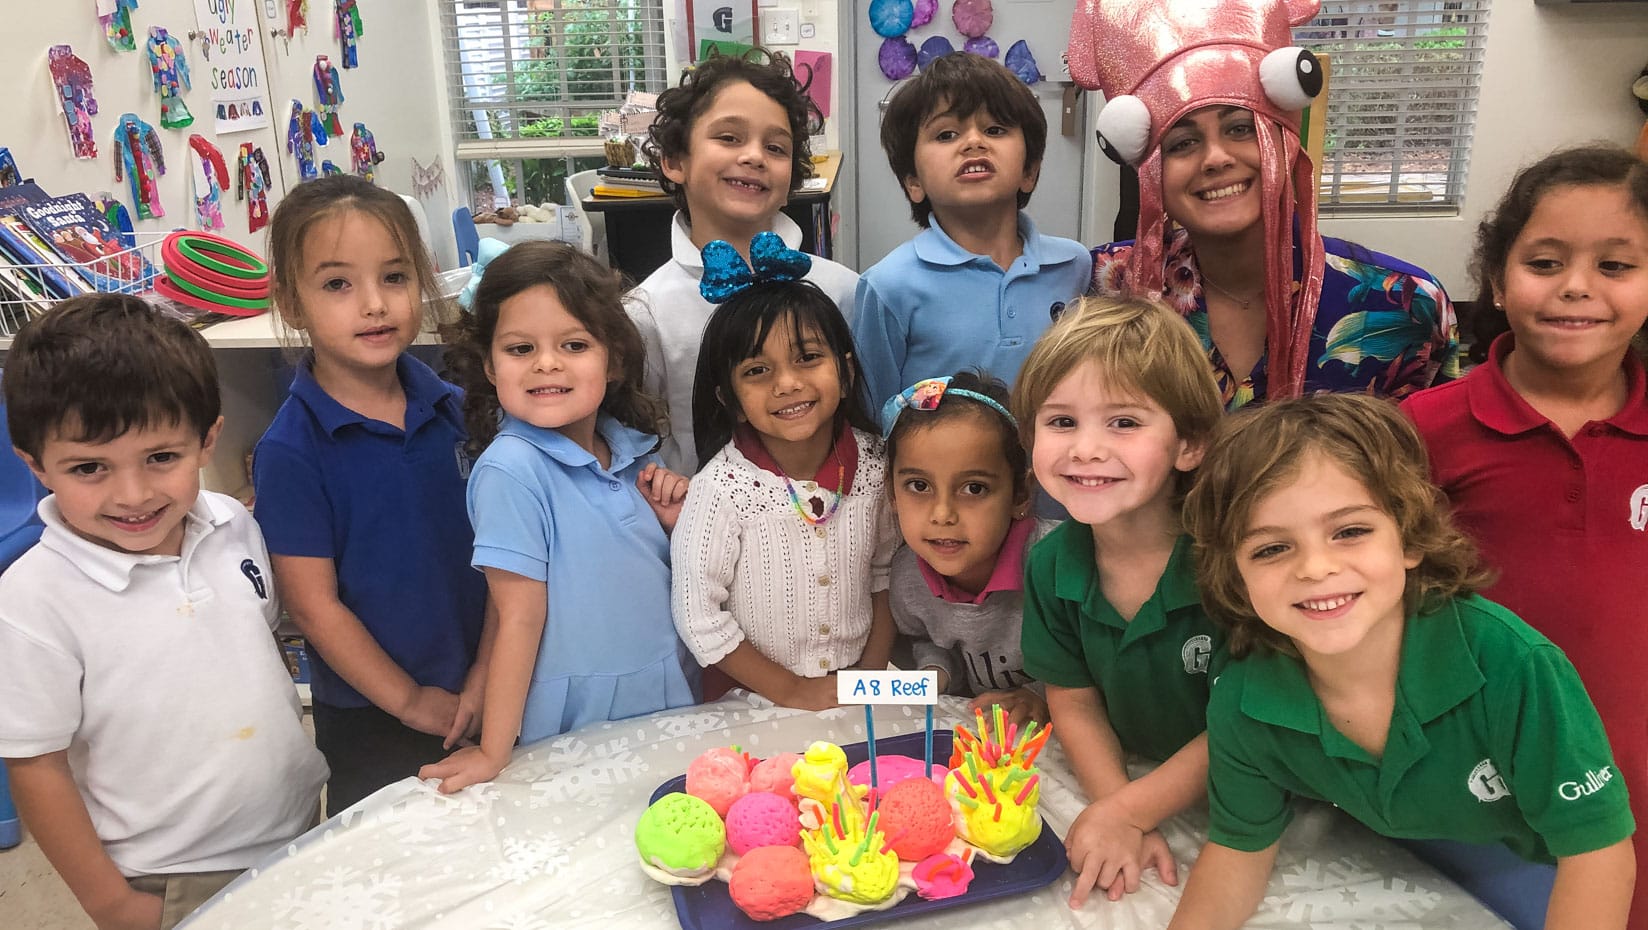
[195, 0, 272, 133]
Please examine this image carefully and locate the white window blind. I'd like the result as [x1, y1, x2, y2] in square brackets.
[1295, 0, 1492, 213]
[441, 0, 666, 161]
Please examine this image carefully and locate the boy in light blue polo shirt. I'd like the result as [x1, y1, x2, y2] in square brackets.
[853, 52, 1092, 409]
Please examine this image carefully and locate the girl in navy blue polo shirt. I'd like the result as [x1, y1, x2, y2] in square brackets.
[254, 177, 487, 815]
[418, 241, 698, 794]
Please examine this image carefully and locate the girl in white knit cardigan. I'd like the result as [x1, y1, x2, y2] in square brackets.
[671, 235, 897, 710]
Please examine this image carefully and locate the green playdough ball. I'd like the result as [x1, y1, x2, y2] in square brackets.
[636, 792, 727, 873]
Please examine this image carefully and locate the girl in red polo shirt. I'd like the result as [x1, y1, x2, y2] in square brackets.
[1402, 144, 1648, 930]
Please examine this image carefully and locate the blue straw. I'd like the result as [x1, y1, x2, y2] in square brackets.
[866, 704, 878, 811]
[924, 704, 934, 778]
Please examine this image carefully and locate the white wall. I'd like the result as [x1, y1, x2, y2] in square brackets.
[1319, 1, 1647, 296]
[5, 0, 455, 266]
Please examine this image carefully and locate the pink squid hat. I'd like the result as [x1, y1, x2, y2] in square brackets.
[1068, 0, 1325, 398]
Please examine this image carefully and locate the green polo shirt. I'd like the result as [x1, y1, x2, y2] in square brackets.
[1207, 594, 1634, 862]
[1021, 526, 1227, 762]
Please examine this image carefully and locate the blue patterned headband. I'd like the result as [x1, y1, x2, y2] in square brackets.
[699, 231, 813, 303]
[881, 377, 1018, 439]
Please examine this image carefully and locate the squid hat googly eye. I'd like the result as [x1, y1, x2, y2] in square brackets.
[1068, 0, 1327, 399]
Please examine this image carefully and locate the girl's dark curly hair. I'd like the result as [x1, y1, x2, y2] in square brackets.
[644, 49, 824, 220]
[1464, 144, 1648, 363]
[440, 242, 665, 455]
[690, 279, 875, 466]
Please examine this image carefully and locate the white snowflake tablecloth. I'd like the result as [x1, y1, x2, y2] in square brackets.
[180, 694, 1510, 930]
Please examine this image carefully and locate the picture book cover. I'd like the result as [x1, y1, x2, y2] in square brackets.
[19, 193, 156, 293]
[0, 214, 90, 300]
[0, 181, 51, 216]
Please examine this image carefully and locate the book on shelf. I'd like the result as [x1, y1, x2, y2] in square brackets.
[0, 214, 92, 301]
[0, 181, 51, 215]
[19, 194, 157, 293]
[594, 166, 662, 192]
[590, 184, 662, 199]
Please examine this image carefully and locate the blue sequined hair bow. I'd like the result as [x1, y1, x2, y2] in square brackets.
[698, 231, 813, 303]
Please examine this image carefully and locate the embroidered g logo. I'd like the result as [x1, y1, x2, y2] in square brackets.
[1468, 758, 1511, 803]
[1629, 484, 1648, 532]
[240, 559, 268, 600]
[1181, 634, 1212, 674]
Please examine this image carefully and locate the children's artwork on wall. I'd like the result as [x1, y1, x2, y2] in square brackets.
[321, 159, 343, 176]
[410, 155, 446, 199]
[879, 37, 917, 80]
[147, 27, 194, 129]
[1004, 40, 1042, 84]
[687, 0, 756, 63]
[113, 113, 166, 219]
[98, 0, 140, 51]
[917, 36, 953, 71]
[964, 36, 998, 59]
[911, 0, 936, 28]
[313, 56, 344, 137]
[793, 51, 833, 119]
[196, 0, 274, 133]
[286, 99, 328, 180]
[350, 123, 381, 183]
[869, 0, 914, 38]
[287, 0, 308, 35]
[951, 0, 993, 38]
[0, 149, 20, 188]
[236, 142, 270, 232]
[96, 193, 136, 247]
[188, 134, 229, 231]
[48, 46, 100, 160]
[335, 0, 363, 68]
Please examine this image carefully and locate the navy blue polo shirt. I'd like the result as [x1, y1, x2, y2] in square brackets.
[252, 354, 486, 709]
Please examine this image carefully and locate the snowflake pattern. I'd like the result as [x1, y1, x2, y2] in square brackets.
[267, 865, 404, 930]
[488, 833, 572, 885]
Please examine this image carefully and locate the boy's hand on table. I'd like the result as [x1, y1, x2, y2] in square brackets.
[419, 745, 509, 794]
[88, 885, 162, 930]
[971, 687, 1049, 729]
[637, 464, 689, 533]
[398, 685, 460, 739]
[1064, 798, 1179, 908]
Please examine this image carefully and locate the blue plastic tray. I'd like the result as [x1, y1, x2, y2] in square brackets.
[647, 729, 1068, 929]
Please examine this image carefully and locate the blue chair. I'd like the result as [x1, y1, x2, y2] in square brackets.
[0, 397, 45, 851]
[452, 207, 480, 267]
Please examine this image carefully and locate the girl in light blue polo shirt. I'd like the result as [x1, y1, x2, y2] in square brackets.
[419, 241, 698, 794]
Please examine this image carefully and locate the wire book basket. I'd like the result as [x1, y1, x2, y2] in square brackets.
[0, 232, 166, 337]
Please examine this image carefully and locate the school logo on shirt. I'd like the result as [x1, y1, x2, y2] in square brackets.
[1629, 484, 1648, 531]
[1558, 765, 1615, 801]
[1468, 758, 1511, 802]
[455, 441, 475, 480]
[1181, 634, 1212, 674]
[240, 559, 268, 600]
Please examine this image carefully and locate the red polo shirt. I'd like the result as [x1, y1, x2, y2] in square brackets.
[1403, 334, 1648, 924]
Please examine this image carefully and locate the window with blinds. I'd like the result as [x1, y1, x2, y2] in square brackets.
[1295, 0, 1492, 213]
[441, 0, 666, 206]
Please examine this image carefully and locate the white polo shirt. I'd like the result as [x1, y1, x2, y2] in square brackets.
[0, 491, 328, 876]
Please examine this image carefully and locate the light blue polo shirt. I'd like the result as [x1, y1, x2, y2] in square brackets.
[253, 354, 486, 709]
[852, 212, 1092, 408]
[467, 413, 698, 744]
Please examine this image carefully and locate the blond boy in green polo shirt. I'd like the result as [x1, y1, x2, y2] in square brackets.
[1176, 394, 1634, 930]
[1012, 297, 1226, 908]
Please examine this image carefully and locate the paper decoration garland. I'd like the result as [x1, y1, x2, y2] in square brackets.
[286, 99, 329, 180]
[335, 0, 364, 68]
[98, 0, 140, 51]
[951, 0, 993, 39]
[146, 27, 194, 129]
[236, 142, 271, 233]
[49, 45, 99, 160]
[917, 37, 954, 72]
[879, 37, 918, 80]
[313, 55, 345, 137]
[350, 123, 381, 183]
[911, 0, 936, 28]
[1004, 40, 1042, 84]
[113, 114, 166, 220]
[410, 156, 446, 198]
[188, 135, 229, 231]
[869, 0, 914, 38]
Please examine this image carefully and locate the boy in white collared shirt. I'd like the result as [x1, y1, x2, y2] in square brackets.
[0, 296, 327, 930]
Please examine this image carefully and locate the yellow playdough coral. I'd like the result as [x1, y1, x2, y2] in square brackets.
[801, 793, 900, 906]
[946, 706, 1053, 861]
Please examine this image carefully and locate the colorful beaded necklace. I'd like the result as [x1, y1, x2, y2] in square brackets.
[779, 442, 845, 526]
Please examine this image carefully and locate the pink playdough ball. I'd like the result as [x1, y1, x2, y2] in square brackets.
[686, 747, 750, 817]
[729, 845, 815, 921]
[724, 791, 802, 855]
[748, 752, 803, 802]
[877, 776, 955, 861]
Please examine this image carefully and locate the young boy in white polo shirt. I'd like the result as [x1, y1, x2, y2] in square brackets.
[0, 295, 328, 930]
